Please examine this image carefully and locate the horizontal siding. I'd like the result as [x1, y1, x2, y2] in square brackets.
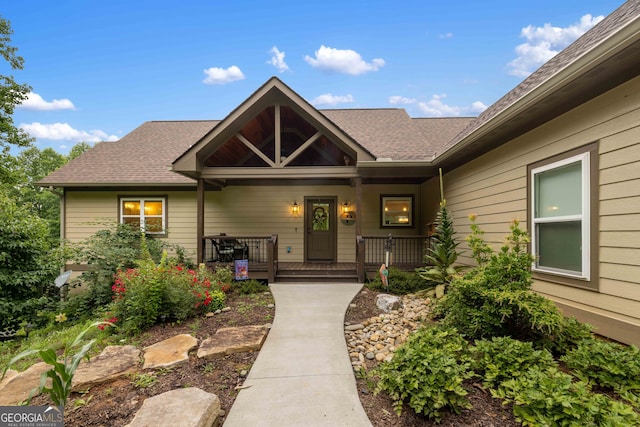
[442, 75, 640, 345]
[63, 186, 421, 263]
[600, 231, 640, 248]
[203, 183, 421, 263]
[65, 190, 198, 257]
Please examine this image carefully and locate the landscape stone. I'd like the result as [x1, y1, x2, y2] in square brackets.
[344, 324, 364, 331]
[0, 362, 49, 405]
[197, 325, 268, 360]
[376, 294, 403, 313]
[73, 345, 141, 391]
[126, 387, 220, 427]
[143, 334, 198, 370]
[346, 294, 431, 371]
[0, 369, 18, 389]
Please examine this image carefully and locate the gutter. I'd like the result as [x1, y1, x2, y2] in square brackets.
[436, 11, 640, 165]
[357, 158, 436, 169]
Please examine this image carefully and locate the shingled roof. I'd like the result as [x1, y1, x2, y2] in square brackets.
[320, 109, 473, 161]
[444, 0, 640, 152]
[39, 108, 468, 186]
[39, 120, 218, 186]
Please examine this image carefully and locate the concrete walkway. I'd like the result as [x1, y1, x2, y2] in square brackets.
[223, 282, 373, 427]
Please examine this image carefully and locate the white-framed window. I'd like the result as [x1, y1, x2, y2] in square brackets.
[530, 152, 590, 280]
[120, 197, 166, 235]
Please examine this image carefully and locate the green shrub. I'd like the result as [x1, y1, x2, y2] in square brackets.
[543, 315, 593, 355]
[368, 266, 432, 295]
[417, 201, 465, 288]
[471, 336, 556, 389]
[74, 223, 167, 309]
[494, 366, 639, 426]
[437, 219, 565, 343]
[112, 255, 226, 335]
[374, 325, 473, 421]
[561, 338, 640, 407]
[232, 279, 266, 295]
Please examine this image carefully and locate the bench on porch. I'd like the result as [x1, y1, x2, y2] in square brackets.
[203, 234, 278, 282]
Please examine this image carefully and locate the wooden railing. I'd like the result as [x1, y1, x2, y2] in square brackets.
[357, 234, 432, 282]
[202, 234, 278, 282]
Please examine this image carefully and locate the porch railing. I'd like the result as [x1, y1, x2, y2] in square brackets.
[356, 234, 432, 282]
[202, 234, 278, 282]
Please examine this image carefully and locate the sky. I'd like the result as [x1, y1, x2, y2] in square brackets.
[2, 0, 625, 154]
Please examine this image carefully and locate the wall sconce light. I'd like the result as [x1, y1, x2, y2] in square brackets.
[291, 201, 300, 215]
[341, 201, 352, 214]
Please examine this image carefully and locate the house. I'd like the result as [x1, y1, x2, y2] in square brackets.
[40, 0, 640, 345]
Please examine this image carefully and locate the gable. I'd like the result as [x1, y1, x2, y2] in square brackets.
[171, 77, 374, 179]
[204, 105, 356, 168]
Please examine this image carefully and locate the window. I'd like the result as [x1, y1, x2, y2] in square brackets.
[530, 150, 592, 282]
[381, 195, 414, 228]
[120, 197, 166, 235]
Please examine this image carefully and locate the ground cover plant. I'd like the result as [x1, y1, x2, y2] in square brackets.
[368, 266, 431, 295]
[369, 219, 640, 425]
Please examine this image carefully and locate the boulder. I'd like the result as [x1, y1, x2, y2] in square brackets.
[73, 345, 140, 391]
[143, 334, 198, 370]
[0, 362, 49, 405]
[376, 294, 403, 313]
[197, 325, 268, 360]
[126, 387, 220, 427]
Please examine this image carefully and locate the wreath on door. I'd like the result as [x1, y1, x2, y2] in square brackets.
[312, 206, 328, 231]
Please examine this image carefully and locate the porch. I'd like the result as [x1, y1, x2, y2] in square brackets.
[202, 234, 431, 283]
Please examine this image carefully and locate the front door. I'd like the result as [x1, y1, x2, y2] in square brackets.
[305, 197, 337, 262]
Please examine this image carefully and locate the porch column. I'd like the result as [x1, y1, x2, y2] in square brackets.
[355, 177, 365, 283]
[197, 178, 205, 264]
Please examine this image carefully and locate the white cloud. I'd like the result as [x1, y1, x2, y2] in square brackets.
[507, 14, 604, 77]
[202, 65, 245, 85]
[311, 93, 354, 106]
[19, 122, 119, 143]
[417, 94, 487, 117]
[388, 96, 416, 105]
[304, 45, 385, 75]
[470, 101, 488, 113]
[267, 46, 289, 73]
[438, 32, 454, 39]
[17, 92, 75, 111]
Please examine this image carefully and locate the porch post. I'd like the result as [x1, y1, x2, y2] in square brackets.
[197, 178, 205, 264]
[355, 177, 365, 283]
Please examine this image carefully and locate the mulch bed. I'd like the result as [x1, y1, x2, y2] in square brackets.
[27, 286, 518, 426]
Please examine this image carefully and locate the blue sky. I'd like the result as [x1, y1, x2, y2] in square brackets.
[3, 0, 624, 154]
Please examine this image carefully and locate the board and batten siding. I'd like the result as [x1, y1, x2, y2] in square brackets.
[439, 75, 640, 346]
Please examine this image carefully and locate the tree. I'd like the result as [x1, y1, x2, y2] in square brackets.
[0, 16, 32, 164]
[68, 141, 92, 160]
[0, 192, 60, 330]
[417, 169, 464, 289]
[11, 147, 67, 241]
